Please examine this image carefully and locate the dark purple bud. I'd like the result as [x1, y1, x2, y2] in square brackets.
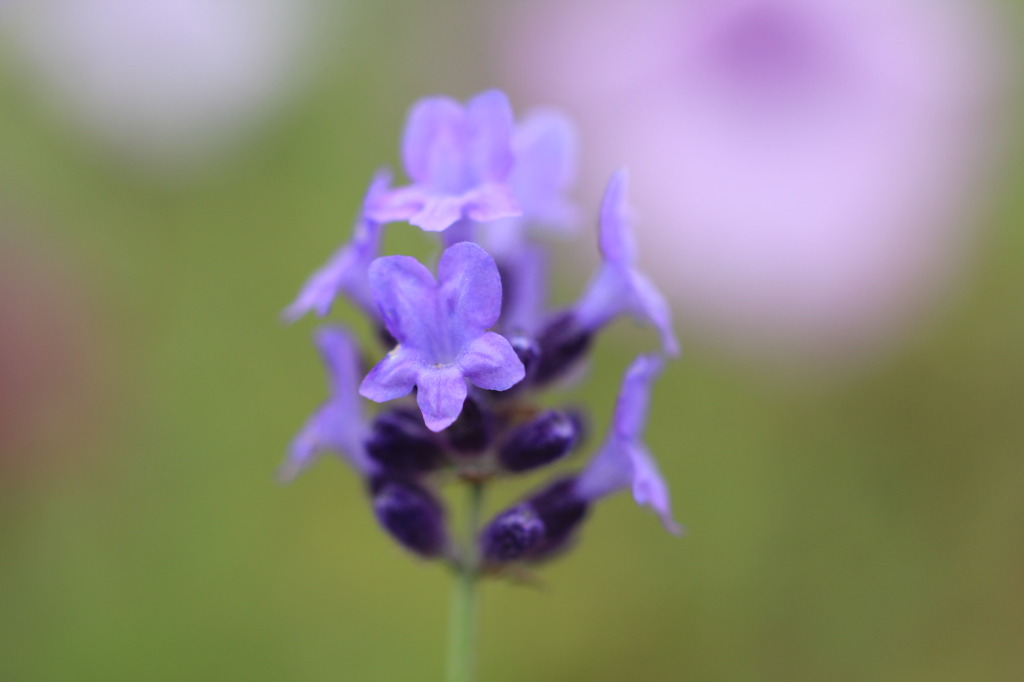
[445, 396, 493, 454]
[364, 408, 444, 474]
[509, 335, 539, 375]
[480, 505, 545, 563]
[479, 477, 590, 565]
[532, 311, 592, 386]
[526, 478, 590, 561]
[499, 410, 580, 473]
[370, 476, 448, 558]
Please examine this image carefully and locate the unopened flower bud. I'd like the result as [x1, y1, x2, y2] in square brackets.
[480, 505, 545, 563]
[364, 408, 443, 474]
[498, 410, 579, 473]
[532, 311, 592, 386]
[508, 335, 539, 374]
[445, 397, 494, 454]
[479, 478, 590, 565]
[370, 476, 448, 558]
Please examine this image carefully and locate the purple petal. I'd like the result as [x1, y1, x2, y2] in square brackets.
[498, 243, 548, 334]
[317, 326, 365, 406]
[410, 195, 466, 232]
[415, 365, 469, 432]
[283, 173, 390, 321]
[279, 401, 368, 483]
[612, 354, 663, 440]
[598, 168, 637, 265]
[625, 442, 682, 535]
[630, 271, 680, 356]
[438, 241, 504, 339]
[458, 331, 526, 391]
[512, 109, 578, 227]
[368, 255, 440, 347]
[466, 89, 515, 183]
[279, 327, 372, 482]
[402, 96, 467, 189]
[465, 183, 521, 223]
[281, 245, 350, 323]
[360, 347, 419, 403]
[365, 185, 429, 224]
[573, 354, 679, 533]
[574, 266, 679, 357]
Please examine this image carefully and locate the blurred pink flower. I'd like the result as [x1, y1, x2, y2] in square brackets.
[500, 0, 1004, 364]
[1, 0, 327, 168]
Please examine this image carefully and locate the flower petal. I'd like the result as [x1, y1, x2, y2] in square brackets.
[368, 255, 440, 346]
[497, 243, 548, 334]
[415, 365, 468, 432]
[317, 326, 365, 407]
[438, 241, 504, 339]
[360, 347, 419, 403]
[630, 271, 680, 356]
[402, 96, 466, 188]
[281, 244, 349, 323]
[279, 327, 372, 482]
[466, 89, 515, 183]
[283, 173, 390, 321]
[512, 109, 578, 227]
[465, 183, 521, 223]
[458, 331, 526, 391]
[626, 443, 682, 535]
[365, 185, 428, 224]
[598, 168, 637, 265]
[573, 354, 679, 533]
[410, 195, 466, 232]
[612, 354, 662, 442]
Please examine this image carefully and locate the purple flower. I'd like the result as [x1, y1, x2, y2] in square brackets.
[283, 170, 391, 322]
[278, 326, 375, 482]
[501, 0, 1002, 364]
[574, 169, 680, 356]
[575, 354, 681, 533]
[485, 108, 579, 255]
[359, 242, 526, 432]
[366, 90, 521, 233]
[487, 110, 577, 334]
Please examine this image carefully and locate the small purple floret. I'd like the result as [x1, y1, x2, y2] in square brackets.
[279, 326, 375, 482]
[575, 354, 682, 534]
[370, 475, 449, 558]
[283, 170, 391, 322]
[359, 241, 526, 432]
[574, 169, 680, 356]
[366, 90, 522, 233]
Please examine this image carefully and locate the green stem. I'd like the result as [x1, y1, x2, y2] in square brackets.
[446, 481, 484, 682]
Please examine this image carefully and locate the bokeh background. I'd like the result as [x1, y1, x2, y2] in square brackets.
[1, 1, 1022, 680]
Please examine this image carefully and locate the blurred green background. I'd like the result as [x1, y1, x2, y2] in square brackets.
[1, 2, 1022, 681]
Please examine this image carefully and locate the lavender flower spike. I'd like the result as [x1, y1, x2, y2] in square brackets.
[575, 354, 682, 533]
[366, 90, 521, 233]
[279, 326, 375, 483]
[359, 242, 526, 432]
[283, 170, 391, 322]
[574, 169, 680, 356]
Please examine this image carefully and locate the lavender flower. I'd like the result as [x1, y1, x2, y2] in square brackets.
[278, 325, 374, 483]
[283, 92, 683, 678]
[574, 354, 680, 533]
[283, 170, 391, 322]
[367, 90, 522, 233]
[359, 242, 526, 432]
[574, 169, 680, 357]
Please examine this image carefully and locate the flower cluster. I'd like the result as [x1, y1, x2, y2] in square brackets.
[281, 90, 682, 571]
